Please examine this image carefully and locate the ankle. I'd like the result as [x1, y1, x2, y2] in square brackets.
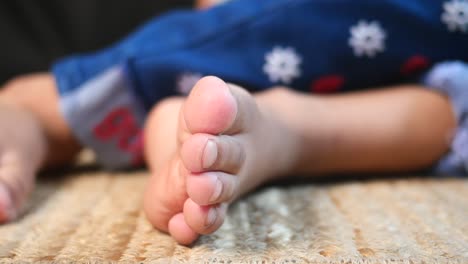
[254, 88, 309, 177]
[256, 88, 333, 176]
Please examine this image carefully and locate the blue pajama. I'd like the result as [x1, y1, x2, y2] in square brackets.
[52, 0, 468, 174]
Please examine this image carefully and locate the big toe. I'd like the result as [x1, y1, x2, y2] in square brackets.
[183, 76, 255, 136]
[184, 76, 237, 135]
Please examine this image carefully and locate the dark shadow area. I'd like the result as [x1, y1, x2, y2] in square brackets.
[0, 0, 194, 85]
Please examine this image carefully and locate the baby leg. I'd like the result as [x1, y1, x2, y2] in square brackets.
[143, 77, 455, 245]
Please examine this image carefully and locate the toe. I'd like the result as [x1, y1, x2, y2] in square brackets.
[183, 199, 227, 235]
[181, 133, 245, 173]
[183, 76, 256, 136]
[0, 184, 14, 223]
[184, 76, 237, 135]
[0, 157, 35, 223]
[168, 212, 199, 245]
[186, 171, 238, 205]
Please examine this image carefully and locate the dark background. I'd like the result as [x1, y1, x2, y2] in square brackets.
[0, 0, 193, 85]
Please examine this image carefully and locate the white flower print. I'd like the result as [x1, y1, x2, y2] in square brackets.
[348, 20, 386, 58]
[176, 72, 203, 95]
[263, 46, 302, 84]
[442, 0, 468, 33]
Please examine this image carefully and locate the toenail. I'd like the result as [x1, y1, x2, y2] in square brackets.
[210, 177, 223, 202]
[203, 139, 218, 169]
[206, 207, 218, 227]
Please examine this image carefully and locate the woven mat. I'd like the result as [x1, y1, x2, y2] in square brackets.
[0, 169, 467, 264]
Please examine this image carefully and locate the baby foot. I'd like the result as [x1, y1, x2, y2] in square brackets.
[144, 77, 298, 245]
[0, 101, 46, 222]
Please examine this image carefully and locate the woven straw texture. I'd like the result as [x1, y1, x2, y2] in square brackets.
[0, 169, 467, 264]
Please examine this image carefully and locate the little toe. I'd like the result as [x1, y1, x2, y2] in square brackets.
[181, 133, 245, 173]
[186, 171, 239, 205]
[183, 199, 227, 235]
[168, 212, 199, 245]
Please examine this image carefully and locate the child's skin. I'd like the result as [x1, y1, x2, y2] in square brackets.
[0, 73, 455, 245]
